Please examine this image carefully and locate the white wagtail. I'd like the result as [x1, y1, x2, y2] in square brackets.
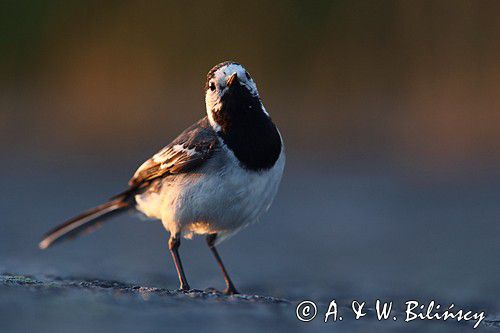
[39, 61, 285, 294]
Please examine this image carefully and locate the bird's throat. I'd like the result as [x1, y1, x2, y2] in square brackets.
[212, 94, 282, 171]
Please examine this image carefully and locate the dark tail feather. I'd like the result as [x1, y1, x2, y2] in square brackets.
[39, 199, 131, 250]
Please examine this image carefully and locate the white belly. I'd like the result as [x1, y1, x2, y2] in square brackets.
[135, 148, 285, 244]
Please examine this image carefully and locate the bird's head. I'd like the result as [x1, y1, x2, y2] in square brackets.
[204, 61, 266, 132]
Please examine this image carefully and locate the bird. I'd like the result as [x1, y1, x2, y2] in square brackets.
[39, 61, 285, 295]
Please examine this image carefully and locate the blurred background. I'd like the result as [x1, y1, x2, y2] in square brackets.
[1, 1, 499, 332]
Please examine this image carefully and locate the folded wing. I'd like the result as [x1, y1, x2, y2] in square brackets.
[129, 117, 219, 191]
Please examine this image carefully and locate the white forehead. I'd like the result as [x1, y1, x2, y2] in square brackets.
[212, 63, 246, 81]
[210, 63, 258, 95]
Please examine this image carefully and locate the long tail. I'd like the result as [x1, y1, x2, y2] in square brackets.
[39, 197, 132, 250]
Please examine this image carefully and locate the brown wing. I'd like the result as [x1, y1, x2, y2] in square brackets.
[129, 117, 218, 188]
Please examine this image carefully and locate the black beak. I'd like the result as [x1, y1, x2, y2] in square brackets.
[226, 72, 239, 87]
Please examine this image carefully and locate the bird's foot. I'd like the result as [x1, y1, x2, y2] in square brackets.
[223, 286, 239, 295]
[178, 283, 191, 292]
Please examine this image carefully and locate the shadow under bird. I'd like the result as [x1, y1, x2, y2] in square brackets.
[39, 61, 285, 294]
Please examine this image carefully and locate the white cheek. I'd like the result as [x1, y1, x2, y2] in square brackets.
[205, 91, 222, 132]
[205, 91, 221, 110]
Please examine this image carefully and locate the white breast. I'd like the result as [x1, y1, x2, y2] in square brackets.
[135, 143, 285, 244]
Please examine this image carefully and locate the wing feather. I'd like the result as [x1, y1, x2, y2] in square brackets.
[129, 117, 218, 189]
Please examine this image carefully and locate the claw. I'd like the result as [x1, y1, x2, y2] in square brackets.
[223, 287, 239, 295]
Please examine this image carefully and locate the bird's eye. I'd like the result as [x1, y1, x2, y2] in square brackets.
[209, 82, 216, 91]
[245, 71, 251, 80]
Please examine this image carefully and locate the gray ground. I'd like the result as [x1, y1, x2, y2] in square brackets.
[1, 155, 499, 332]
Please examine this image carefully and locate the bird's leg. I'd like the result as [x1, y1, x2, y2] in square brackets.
[206, 233, 239, 295]
[168, 235, 190, 291]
